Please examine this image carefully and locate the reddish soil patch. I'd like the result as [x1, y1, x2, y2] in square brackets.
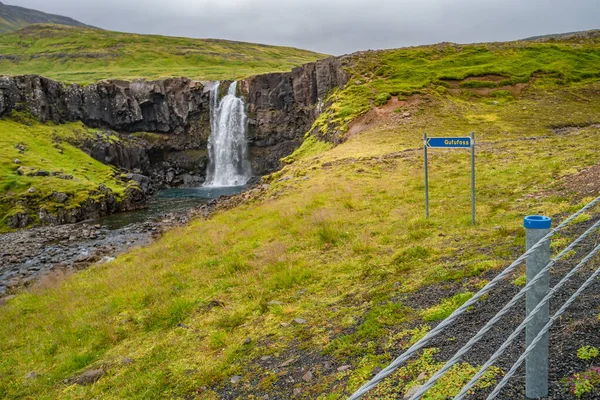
[345, 94, 422, 140]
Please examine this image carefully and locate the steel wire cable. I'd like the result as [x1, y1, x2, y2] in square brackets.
[486, 261, 600, 399]
[347, 195, 600, 400]
[408, 219, 600, 399]
[454, 243, 600, 399]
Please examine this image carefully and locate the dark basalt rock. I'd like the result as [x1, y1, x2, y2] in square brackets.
[36, 184, 147, 226]
[0, 76, 211, 133]
[126, 173, 153, 195]
[6, 212, 31, 229]
[88, 140, 151, 172]
[242, 57, 348, 174]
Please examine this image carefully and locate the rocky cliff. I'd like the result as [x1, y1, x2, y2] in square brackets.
[0, 56, 348, 186]
[242, 57, 348, 173]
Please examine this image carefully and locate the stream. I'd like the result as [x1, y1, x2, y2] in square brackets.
[0, 186, 246, 297]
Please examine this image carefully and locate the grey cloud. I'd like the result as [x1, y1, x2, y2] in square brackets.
[8, 0, 600, 54]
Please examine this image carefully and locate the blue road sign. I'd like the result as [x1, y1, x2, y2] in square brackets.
[426, 137, 472, 148]
[423, 132, 476, 224]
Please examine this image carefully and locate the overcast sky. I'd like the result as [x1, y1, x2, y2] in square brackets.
[10, 0, 600, 55]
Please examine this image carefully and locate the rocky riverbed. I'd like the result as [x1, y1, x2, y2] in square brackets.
[0, 183, 270, 299]
[0, 219, 161, 297]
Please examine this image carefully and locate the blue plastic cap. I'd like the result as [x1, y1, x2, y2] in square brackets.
[524, 215, 552, 229]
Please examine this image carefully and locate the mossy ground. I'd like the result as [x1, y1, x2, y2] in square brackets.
[2, 48, 600, 398]
[312, 34, 600, 138]
[0, 24, 327, 84]
[0, 114, 125, 230]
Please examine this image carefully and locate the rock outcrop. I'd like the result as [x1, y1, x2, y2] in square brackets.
[242, 57, 348, 173]
[6, 183, 147, 229]
[0, 76, 211, 134]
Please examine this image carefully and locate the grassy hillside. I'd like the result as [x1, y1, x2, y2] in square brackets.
[2, 36, 600, 399]
[0, 24, 327, 84]
[0, 112, 128, 230]
[313, 32, 600, 137]
[0, 2, 90, 34]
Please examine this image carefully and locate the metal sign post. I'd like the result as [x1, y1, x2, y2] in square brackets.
[470, 132, 475, 225]
[423, 132, 476, 225]
[424, 132, 429, 219]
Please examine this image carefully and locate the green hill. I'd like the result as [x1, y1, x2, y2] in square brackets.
[0, 24, 328, 84]
[0, 2, 91, 34]
[2, 35, 600, 399]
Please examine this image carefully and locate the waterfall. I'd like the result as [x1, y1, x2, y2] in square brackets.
[205, 81, 253, 187]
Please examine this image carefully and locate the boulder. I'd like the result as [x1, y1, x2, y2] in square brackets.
[302, 371, 313, 382]
[7, 212, 30, 228]
[180, 173, 204, 187]
[404, 385, 425, 399]
[126, 173, 153, 194]
[24, 371, 37, 380]
[165, 170, 176, 185]
[75, 369, 104, 385]
[53, 192, 68, 203]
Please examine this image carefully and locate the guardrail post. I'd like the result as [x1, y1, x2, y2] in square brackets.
[524, 215, 551, 398]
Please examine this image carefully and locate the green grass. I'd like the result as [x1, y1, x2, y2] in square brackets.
[1, 77, 600, 398]
[313, 36, 600, 137]
[0, 24, 327, 84]
[3, 34, 600, 398]
[0, 113, 126, 229]
[422, 292, 474, 322]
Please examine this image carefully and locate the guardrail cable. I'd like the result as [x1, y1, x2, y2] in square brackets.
[408, 219, 600, 399]
[347, 195, 600, 400]
[486, 260, 600, 399]
[454, 243, 600, 399]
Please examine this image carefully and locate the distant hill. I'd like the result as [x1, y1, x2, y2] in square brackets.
[0, 24, 328, 84]
[0, 2, 91, 33]
[524, 29, 600, 41]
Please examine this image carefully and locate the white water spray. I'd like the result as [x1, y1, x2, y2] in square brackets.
[205, 81, 252, 187]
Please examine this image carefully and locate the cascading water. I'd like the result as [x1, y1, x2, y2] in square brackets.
[204, 81, 253, 187]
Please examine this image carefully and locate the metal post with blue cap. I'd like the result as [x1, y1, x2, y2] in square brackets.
[524, 215, 552, 399]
